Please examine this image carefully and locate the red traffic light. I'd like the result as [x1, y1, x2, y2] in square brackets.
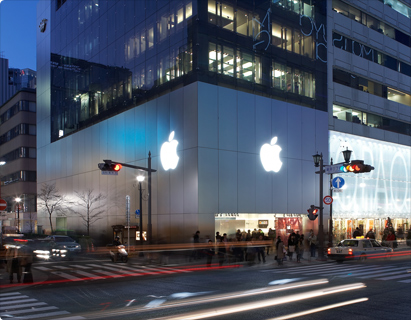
[113, 164, 122, 171]
[312, 208, 318, 214]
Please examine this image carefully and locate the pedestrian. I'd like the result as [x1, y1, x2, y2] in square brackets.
[267, 228, 276, 255]
[386, 230, 396, 249]
[192, 230, 201, 259]
[353, 227, 361, 238]
[205, 240, 215, 267]
[308, 230, 317, 259]
[275, 237, 285, 266]
[218, 235, 227, 266]
[6, 246, 22, 284]
[20, 245, 34, 283]
[215, 231, 222, 242]
[296, 237, 304, 263]
[288, 233, 297, 261]
[365, 228, 375, 239]
[257, 234, 266, 263]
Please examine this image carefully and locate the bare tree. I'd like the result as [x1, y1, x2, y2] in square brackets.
[72, 189, 106, 236]
[37, 183, 67, 234]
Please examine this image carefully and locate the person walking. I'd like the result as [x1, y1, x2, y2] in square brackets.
[365, 228, 375, 239]
[353, 227, 361, 238]
[308, 230, 317, 259]
[296, 237, 304, 263]
[276, 237, 285, 266]
[205, 240, 215, 267]
[287, 233, 297, 261]
[257, 234, 266, 263]
[6, 246, 22, 284]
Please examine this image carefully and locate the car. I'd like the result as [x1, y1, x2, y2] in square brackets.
[327, 238, 393, 263]
[44, 235, 81, 254]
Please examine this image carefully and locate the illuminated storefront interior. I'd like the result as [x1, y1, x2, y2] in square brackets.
[330, 131, 410, 240]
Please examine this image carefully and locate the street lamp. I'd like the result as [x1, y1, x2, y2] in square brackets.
[137, 175, 145, 246]
[15, 197, 21, 233]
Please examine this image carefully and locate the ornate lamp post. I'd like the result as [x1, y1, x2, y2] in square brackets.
[313, 148, 352, 259]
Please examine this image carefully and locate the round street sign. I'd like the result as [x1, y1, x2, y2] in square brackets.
[323, 196, 333, 205]
[0, 199, 7, 211]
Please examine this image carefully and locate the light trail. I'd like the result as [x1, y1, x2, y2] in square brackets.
[150, 282, 366, 320]
[270, 298, 369, 319]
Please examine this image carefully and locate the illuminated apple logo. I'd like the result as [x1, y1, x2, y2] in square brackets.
[260, 136, 283, 172]
[160, 131, 179, 170]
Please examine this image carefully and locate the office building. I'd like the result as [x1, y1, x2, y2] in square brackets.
[36, 0, 410, 244]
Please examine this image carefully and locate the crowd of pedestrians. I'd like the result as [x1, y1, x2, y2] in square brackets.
[193, 228, 319, 267]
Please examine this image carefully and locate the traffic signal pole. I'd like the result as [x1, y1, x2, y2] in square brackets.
[318, 155, 325, 260]
[99, 152, 157, 245]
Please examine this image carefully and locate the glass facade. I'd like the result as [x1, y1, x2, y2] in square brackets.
[49, 0, 327, 142]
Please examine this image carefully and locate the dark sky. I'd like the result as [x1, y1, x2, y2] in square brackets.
[0, 0, 39, 70]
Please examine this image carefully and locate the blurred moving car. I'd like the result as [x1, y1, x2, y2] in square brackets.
[27, 239, 70, 261]
[327, 238, 393, 263]
[44, 235, 81, 254]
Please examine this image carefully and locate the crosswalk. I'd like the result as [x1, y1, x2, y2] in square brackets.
[0, 291, 82, 319]
[261, 262, 411, 283]
[32, 262, 193, 282]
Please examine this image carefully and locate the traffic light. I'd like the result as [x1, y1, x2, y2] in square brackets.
[345, 160, 374, 174]
[98, 160, 122, 175]
[307, 205, 318, 220]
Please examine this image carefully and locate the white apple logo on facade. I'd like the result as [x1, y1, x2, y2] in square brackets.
[160, 131, 179, 170]
[260, 136, 283, 172]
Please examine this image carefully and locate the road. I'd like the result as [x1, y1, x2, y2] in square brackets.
[0, 253, 410, 319]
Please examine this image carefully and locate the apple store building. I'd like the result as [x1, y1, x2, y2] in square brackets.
[35, 0, 408, 244]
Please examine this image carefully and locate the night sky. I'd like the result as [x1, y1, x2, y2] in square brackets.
[0, 0, 39, 70]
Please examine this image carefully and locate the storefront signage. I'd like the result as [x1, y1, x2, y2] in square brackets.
[253, 8, 271, 50]
[273, 214, 306, 217]
[258, 220, 269, 228]
[253, 7, 327, 62]
[300, 15, 327, 63]
[160, 131, 179, 171]
[260, 137, 283, 172]
[215, 213, 240, 217]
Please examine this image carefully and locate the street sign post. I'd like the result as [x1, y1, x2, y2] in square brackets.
[0, 199, 7, 211]
[332, 177, 345, 189]
[325, 164, 346, 174]
[323, 195, 333, 205]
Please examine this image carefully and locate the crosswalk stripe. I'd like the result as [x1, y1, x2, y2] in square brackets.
[86, 264, 122, 271]
[70, 265, 92, 269]
[375, 273, 411, 281]
[56, 317, 86, 320]
[398, 279, 411, 283]
[33, 266, 53, 271]
[0, 292, 21, 297]
[0, 295, 29, 301]
[337, 266, 396, 277]
[359, 269, 410, 279]
[0, 302, 47, 311]
[102, 263, 140, 271]
[54, 266, 71, 270]
[0, 299, 37, 306]
[271, 263, 340, 272]
[287, 265, 375, 275]
[0, 306, 58, 316]
[51, 272, 83, 281]
[74, 270, 104, 280]
[93, 270, 124, 278]
[21, 310, 70, 319]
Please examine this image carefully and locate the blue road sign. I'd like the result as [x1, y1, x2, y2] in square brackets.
[332, 177, 345, 189]
[135, 209, 140, 218]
